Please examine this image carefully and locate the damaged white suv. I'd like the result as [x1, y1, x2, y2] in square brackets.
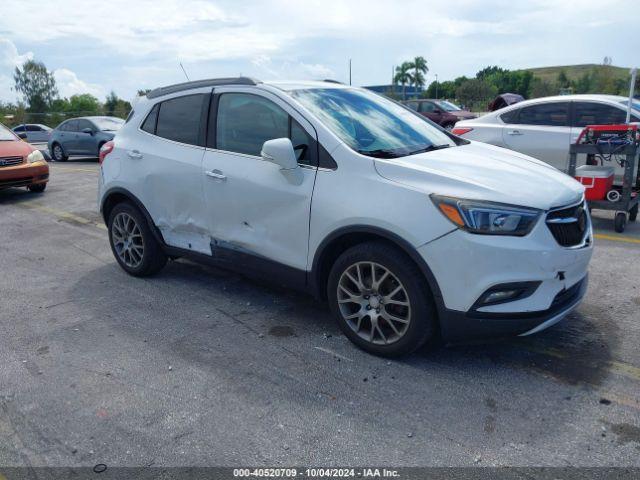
[98, 78, 592, 356]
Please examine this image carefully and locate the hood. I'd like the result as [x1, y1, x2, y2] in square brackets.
[0, 139, 35, 158]
[374, 141, 583, 210]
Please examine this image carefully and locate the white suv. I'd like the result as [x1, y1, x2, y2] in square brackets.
[98, 78, 592, 356]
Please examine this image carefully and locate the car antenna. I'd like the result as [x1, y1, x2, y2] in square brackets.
[179, 62, 190, 81]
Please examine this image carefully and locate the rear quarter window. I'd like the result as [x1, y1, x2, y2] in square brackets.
[155, 94, 205, 145]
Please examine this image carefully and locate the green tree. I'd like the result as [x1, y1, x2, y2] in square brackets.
[530, 78, 557, 98]
[67, 94, 102, 115]
[557, 70, 570, 88]
[13, 60, 58, 113]
[410, 56, 428, 93]
[393, 62, 414, 100]
[104, 91, 132, 118]
[455, 79, 497, 110]
[574, 72, 592, 93]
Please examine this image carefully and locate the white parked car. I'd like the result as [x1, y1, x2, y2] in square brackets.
[453, 94, 640, 183]
[12, 123, 52, 143]
[98, 78, 592, 356]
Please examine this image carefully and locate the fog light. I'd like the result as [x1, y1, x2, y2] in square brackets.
[483, 290, 520, 304]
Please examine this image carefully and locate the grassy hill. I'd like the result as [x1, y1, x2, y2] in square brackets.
[520, 64, 631, 83]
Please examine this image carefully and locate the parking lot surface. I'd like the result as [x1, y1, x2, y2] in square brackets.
[1, 159, 640, 467]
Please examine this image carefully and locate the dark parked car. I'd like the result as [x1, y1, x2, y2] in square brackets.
[403, 99, 477, 130]
[48, 116, 124, 161]
[12, 123, 52, 143]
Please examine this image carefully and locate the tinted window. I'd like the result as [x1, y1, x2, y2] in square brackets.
[156, 94, 204, 145]
[13, 125, 24, 132]
[141, 104, 159, 134]
[517, 102, 569, 126]
[290, 118, 316, 165]
[573, 102, 627, 127]
[65, 120, 79, 132]
[405, 102, 418, 111]
[77, 119, 94, 132]
[216, 93, 288, 156]
[419, 102, 437, 113]
[500, 108, 520, 124]
[26, 125, 40, 132]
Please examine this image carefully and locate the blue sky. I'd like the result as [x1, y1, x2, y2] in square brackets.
[0, 0, 637, 104]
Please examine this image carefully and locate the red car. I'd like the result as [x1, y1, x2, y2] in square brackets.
[0, 122, 49, 192]
[403, 99, 477, 130]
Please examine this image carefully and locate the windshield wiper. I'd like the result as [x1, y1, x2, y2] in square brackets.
[357, 149, 402, 159]
[406, 144, 451, 156]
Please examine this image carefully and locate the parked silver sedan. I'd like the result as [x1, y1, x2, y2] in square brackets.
[453, 94, 640, 182]
[12, 123, 52, 143]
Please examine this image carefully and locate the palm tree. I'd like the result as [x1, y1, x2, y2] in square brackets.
[410, 56, 429, 94]
[394, 62, 414, 100]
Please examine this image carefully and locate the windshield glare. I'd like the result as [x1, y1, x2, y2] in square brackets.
[290, 88, 455, 158]
[436, 100, 462, 112]
[0, 123, 17, 141]
[92, 117, 124, 131]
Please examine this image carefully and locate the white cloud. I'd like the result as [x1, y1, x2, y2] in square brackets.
[53, 68, 105, 99]
[0, 38, 33, 102]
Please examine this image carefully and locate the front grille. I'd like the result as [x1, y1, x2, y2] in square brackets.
[0, 156, 24, 168]
[546, 202, 588, 247]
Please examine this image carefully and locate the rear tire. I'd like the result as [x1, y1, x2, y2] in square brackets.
[629, 204, 638, 222]
[614, 212, 627, 233]
[51, 143, 67, 162]
[107, 202, 167, 276]
[327, 241, 437, 357]
[27, 183, 46, 193]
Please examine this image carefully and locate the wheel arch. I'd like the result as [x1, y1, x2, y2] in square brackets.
[310, 225, 444, 310]
[100, 187, 165, 245]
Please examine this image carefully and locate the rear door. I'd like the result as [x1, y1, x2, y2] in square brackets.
[418, 101, 441, 123]
[201, 88, 318, 273]
[131, 93, 211, 253]
[501, 101, 572, 170]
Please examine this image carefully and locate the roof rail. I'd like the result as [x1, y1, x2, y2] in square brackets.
[146, 77, 261, 99]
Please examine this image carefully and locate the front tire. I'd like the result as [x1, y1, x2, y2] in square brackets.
[27, 183, 46, 193]
[107, 202, 167, 276]
[327, 241, 437, 357]
[51, 143, 68, 162]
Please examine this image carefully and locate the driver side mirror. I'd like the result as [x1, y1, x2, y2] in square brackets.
[82, 127, 94, 135]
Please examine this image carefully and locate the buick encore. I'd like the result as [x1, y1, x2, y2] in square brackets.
[98, 78, 592, 356]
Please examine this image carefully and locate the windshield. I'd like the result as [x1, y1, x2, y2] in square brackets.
[92, 117, 124, 131]
[289, 88, 455, 158]
[0, 123, 17, 141]
[619, 99, 640, 113]
[436, 100, 462, 112]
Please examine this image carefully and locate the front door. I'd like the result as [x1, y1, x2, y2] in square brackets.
[76, 119, 97, 155]
[502, 101, 572, 171]
[201, 88, 318, 274]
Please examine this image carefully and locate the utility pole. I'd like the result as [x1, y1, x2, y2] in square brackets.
[627, 68, 637, 124]
[435, 73, 438, 100]
[349, 59, 352, 85]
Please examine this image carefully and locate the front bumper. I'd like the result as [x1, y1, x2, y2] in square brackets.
[417, 214, 592, 342]
[439, 275, 588, 341]
[0, 161, 49, 189]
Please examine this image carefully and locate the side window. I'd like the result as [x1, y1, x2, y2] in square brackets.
[77, 119, 93, 132]
[419, 102, 436, 113]
[26, 125, 39, 132]
[155, 94, 204, 145]
[573, 102, 627, 127]
[406, 102, 418, 111]
[518, 102, 569, 126]
[13, 125, 24, 132]
[500, 108, 520, 124]
[290, 118, 317, 166]
[66, 120, 79, 132]
[216, 93, 288, 156]
[141, 104, 159, 134]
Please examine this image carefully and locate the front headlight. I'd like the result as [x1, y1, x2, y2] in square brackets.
[27, 150, 45, 164]
[431, 195, 541, 236]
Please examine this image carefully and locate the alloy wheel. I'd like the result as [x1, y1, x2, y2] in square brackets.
[111, 212, 144, 268]
[53, 145, 64, 161]
[337, 261, 411, 345]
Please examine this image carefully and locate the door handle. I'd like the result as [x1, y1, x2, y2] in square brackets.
[127, 150, 143, 159]
[205, 169, 227, 180]
[506, 130, 523, 136]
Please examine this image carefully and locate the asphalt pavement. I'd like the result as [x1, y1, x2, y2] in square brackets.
[0, 159, 639, 467]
